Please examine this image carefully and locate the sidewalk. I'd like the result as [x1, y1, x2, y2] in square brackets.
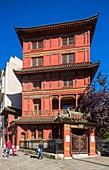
[0, 148, 109, 170]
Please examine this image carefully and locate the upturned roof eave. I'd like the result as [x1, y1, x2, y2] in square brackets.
[14, 14, 99, 46]
[15, 14, 99, 30]
[1, 106, 22, 116]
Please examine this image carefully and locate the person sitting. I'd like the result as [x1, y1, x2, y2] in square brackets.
[2, 148, 8, 157]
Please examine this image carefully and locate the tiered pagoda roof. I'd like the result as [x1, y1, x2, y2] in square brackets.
[15, 14, 99, 46]
[14, 61, 100, 80]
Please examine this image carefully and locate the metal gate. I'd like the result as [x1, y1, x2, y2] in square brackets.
[72, 133, 88, 154]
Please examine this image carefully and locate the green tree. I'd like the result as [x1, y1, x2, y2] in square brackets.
[78, 72, 109, 137]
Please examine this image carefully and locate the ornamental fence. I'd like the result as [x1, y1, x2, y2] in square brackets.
[20, 137, 109, 155]
[19, 139, 64, 154]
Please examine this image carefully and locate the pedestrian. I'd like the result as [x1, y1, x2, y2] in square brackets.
[6, 140, 12, 156]
[38, 140, 43, 160]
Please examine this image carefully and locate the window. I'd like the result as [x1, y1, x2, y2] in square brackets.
[33, 99, 41, 114]
[32, 41, 43, 49]
[62, 54, 67, 63]
[32, 43, 37, 49]
[32, 57, 43, 67]
[38, 41, 43, 48]
[62, 38, 67, 46]
[64, 79, 72, 87]
[33, 81, 41, 89]
[69, 37, 74, 44]
[62, 36, 74, 46]
[62, 53, 74, 64]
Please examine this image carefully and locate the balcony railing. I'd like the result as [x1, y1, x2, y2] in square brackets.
[24, 110, 50, 116]
[30, 110, 50, 116]
[24, 109, 75, 116]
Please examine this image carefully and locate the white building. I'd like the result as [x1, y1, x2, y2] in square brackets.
[0, 56, 22, 147]
[0, 70, 4, 147]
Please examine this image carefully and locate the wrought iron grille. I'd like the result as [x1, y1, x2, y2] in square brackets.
[20, 139, 64, 154]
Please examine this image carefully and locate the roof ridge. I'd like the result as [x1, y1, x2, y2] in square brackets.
[14, 13, 99, 29]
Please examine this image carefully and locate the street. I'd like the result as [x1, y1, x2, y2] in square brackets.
[0, 149, 109, 170]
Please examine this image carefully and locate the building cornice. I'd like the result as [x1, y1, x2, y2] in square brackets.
[23, 46, 89, 57]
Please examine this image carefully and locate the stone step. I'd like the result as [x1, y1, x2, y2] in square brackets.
[73, 154, 88, 159]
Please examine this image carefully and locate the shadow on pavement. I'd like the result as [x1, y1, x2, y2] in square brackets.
[30, 155, 39, 159]
[76, 158, 109, 167]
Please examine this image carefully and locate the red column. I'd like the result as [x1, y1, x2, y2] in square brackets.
[89, 129, 96, 156]
[63, 124, 72, 158]
[16, 126, 21, 149]
[75, 94, 78, 108]
[58, 53, 61, 64]
[43, 97, 45, 115]
[59, 95, 61, 111]
[87, 31, 90, 45]
[84, 49, 87, 62]
[43, 129, 52, 139]
[84, 33, 87, 45]
[28, 95, 30, 116]
[36, 129, 38, 139]
[27, 129, 31, 139]
[49, 95, 52, 115]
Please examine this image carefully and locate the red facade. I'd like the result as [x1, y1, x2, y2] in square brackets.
[4, 14, 100, 158]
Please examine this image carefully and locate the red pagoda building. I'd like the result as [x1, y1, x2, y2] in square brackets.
[9, 14, 99, 158]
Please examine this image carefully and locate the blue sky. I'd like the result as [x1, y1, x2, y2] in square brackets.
[0, 0, 109, 81]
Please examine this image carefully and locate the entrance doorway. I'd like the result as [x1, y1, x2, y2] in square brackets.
[72, 128, 88, 154]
